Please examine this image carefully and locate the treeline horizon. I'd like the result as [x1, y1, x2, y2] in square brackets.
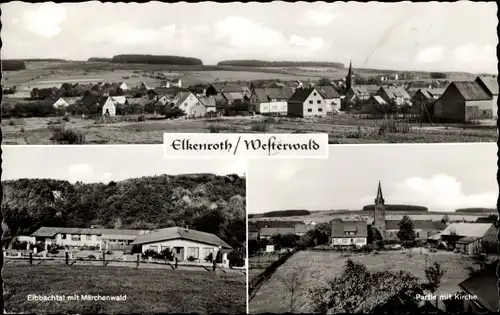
[217, 59, 345, 68]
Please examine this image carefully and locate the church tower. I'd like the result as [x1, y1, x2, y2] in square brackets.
[345, 60, 356, 90]
[373, 181, 386, 239]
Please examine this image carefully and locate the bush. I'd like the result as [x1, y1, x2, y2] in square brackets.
[50, 126, 86, 144]
[62, 115, 70, 122]
[137, 115, 146, 122]
[205, 252, 214, 262]
[88, 255, 96, 259]
[251, 120, 270, 132]
[208, 124, 220, 133]
[187, 256, 196, 262]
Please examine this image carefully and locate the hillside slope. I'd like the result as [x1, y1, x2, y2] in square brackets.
[2, 174, 246, 248]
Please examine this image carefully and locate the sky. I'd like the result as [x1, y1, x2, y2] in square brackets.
[1, 1, 497, 73]
[1, 145, 247, 183]
[248, 144, 498, 213]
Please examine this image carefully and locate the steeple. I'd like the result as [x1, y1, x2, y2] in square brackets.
[346, 60, 355, 90]
[347, 60, 353, 78]
[375, 181, 385, 205]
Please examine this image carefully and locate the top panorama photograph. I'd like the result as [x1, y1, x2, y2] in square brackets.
[1, 1, 498, 145]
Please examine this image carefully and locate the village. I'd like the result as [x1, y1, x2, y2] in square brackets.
[248, 182, 498, 314]
[2, 61, 498, 145]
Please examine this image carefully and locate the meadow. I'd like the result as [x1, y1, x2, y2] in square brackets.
[249, 250, 482, 314]
[3, 264, 246, 314]
[2, 114, 496, 145]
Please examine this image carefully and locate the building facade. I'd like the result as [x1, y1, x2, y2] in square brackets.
[287, 87, 327, 118]
[172, 92, 206, 118]
[331, 220, 368, 247]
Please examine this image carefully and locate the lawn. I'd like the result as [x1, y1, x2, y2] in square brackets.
[2, 114, 496, 145]
[3, 264, 246, 314]
[249, 250, 482, 314]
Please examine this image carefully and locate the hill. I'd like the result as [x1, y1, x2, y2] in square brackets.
[362, 205, 428, 211]
[248, 210, 311, 219]
[217, 60, 345, 68]
[111, 54, 203, 66]
[455, 208, 496, 213]
[2, 60, 27, 71]
[88, 57, 112, 62]
[2, 174, 245, 248]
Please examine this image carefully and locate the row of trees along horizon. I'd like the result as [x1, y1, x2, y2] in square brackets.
[2, 174, 247, 262]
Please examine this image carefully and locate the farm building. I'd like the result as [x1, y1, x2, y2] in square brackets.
[315, 85, 341, 112]
[197, 95, 217, 113]
[331, 220, 368, 247]
[435, 222, 497, 254]
[458, 261, 498, 312]
[433, 81, 493, 122]
[248, 87, 291, 115]
[376, 86, 411, 106]
[287, 87, 328, 118]
[475, 75, 498, 119]
[31, 227, 149, 250]
[172, 92, 205, 118]
[52, 97, 79, 109]
[132, 226, 232, 264]
[410, 88, 445, 115]
[364, 95, 388, 112]
[205, 83, 246, 96]
[99, 96, 129, 116]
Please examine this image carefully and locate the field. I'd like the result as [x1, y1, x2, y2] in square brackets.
[249, 250, 484, 314]
[3, 264, 246, 314]
[2, 114, 496, 145]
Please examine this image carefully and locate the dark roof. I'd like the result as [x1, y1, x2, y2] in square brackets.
[449, 81, 492, 101]
[378, 86, 411, 99]
[475, 76, 499, 96]
[32, 227, 146, 238]
[459, 261, 498, 312]
[288, 87, 318, 103]
[331, 220, 368, 238]
[252, 87, 290, 102]
[222, 92, 245, 101]
[210, 83, 244, 93]
[172, 92, 195, 108]
[385, 220, 436, 230]
[475, 215, 498, 224]
[198, 95, 216, 107]
[351, 85, 379, 97]
[315, 86, 341, 99]
[132, 227, 232, 249]
[260, 227, 295, 236]
[281, 87, 295, 99]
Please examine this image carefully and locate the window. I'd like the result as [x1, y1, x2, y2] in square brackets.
[318, 108, 323, 112]
[308, 108, 312, 112]
[71, 235, 80, 241]
[313, 93, 317, 96]
[317, 100, 321, 104]
[187, 247, 199, 259]
[416, 232, 420, 238]
[175, 247, 182, 254]
[61, 234, 67, 240]
[350, 239, 354, 243]
[203, 248, 214, 259]
[81, 235, 86, 241]
[161, 246, 169, 252]
[309, 100, 313, 104]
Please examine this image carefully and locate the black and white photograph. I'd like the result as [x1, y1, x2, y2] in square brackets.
[1, 1, 497, 145]
[248, 144, 498, 314]
[1, 145, 247, 314]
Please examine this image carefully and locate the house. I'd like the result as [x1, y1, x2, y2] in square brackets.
[475, 75, 498, 119]
[52, 97, 79, 109]
[384, 220, 436, 241]
[205, 83, 245, 96]
[287, 87, 327, 118]
[139, 81, 152, 91]
[376, 86, 411, 106]
[197, 95, 217, 113]
[315, 85, 341, 112]
[118, 82, 129, 91]
[31, 227, 148, 251]
[331, 220, 368, 247]
[294, 224, 314, 236]
[156, 95, 173, 106]
[410, 88, 445, 115]
[99, 96, 129, 116]
[249, 87, 290, 115]
[259, 227, 296, 239]
[458, 261, 498, 312]
[433, 81, 493, 122]
[222, 92, 245, 105]
[165, 78, 182, 88]
[438, 223, 497, 254]
[248, 227, 260, 241]
[131, 226, 232, 263]
[364, 95, 388, 111]
[172, 92, 205, 118]
[344, 85, 380, 103]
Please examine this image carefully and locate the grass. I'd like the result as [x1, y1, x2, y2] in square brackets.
[4, 264, 246, 314]
[249, 250, 483, 314]
[1, 114, 496, 145]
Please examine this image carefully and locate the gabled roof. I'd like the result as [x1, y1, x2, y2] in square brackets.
[172, 92, 195, 107]
[331, 220, 368, 238]
[475, 76, 499, 96]
[197, 96, 216, 107]
[111, 96, 127, 105]
[222, 92, 245, 101]
[210, 83, 244, 93]
[294, 224, 314, 234]
[32, 227, 146, 238]
[440, 223, 493, 238]
[253, 87, 290, 102]
[281, 87, 295, 99]
[448, 81, 492, 101]
[315, 85, 341, 99]
[260, 227, 295, 237]
[132, 227, 232, 249]
[288, 87, 319, 103]
[370, 95, 388, 105]
[350, 85, 379, 97]
[379, 86, 411, 99]
[459, 261, 498, 312]
[385, 220, 436, 230]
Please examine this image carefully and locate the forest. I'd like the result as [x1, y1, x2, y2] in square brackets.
[2, 174, 246, 249]
[362, 205, 429, 212]
[217, 60, 345, 68]
[2, 60, 27, 71]
[87, 57, 112, 62]
[111, 54, 203, 65]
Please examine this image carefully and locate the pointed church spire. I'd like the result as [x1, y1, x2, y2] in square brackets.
[347, 60, 352, 77]
[375, 181, 385, 205]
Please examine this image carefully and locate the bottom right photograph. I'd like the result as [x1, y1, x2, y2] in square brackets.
[247, 143, 498, 314]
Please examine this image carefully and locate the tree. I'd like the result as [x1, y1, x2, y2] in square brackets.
[448, 228, 459, 250]
[397, 215, 416, 246]
[424, 262, 446, 308]
[441, 214, 450, 224]
[471, 243, 487, 271]
[276, 265, 308, 312]
[308, 259, 423, 313]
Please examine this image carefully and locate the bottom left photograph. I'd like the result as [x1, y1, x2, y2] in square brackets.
[1, 145, 248, 314]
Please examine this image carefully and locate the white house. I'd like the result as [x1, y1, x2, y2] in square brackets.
[249, 87, 294, 115]
[475, 76, 498, 119]
[198, 96, 217, 113]
[287, 87, 328, 118]
[52, 97, 79, 109]
[100, 96, 129, 117]
[331, 220, 368, 247]
[132, 227, 232, 263]
[31, 227, 148, 250]
[119, 82, 129, 91]
[156, 95, 172, 106]
[315, 86, 341, 112]
[164, 78, 182, 88]
[172, 92, 206, 118]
